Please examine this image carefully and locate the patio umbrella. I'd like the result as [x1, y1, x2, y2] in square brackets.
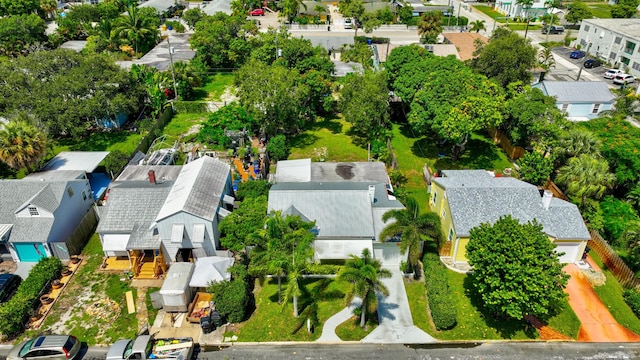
[189, 256, 235, 287]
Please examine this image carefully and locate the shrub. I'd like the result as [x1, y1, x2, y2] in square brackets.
[209, 279, 249, 323]
[354, 36, 390, 44]
[266, 134, 289, 162]
[601, 196, 640, 246]
[0, 257, 62, 336]
[624, 288, 640, 318]
[423, 253, 457, 330]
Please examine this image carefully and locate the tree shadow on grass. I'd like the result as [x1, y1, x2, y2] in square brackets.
[429, 136, 508, 171]
[308, 117, 343, 134]
[293, 279, 345, 335]
[462, 275, 538, 339]
[289, 133, 320, 149]
[190, 89, 209, 101]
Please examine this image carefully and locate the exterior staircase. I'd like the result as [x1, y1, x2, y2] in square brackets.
[137, 262, 156, 279]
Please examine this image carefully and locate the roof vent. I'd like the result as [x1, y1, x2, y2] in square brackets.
[368, 185, 376, 203]
[542, 190, 553, 210]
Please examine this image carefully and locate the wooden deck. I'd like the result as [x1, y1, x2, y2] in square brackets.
[101, 257, 131, 272]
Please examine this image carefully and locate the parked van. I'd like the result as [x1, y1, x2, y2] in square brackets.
[542, 25, 564, 34]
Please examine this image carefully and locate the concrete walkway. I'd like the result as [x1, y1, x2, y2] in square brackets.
[316, 298, 362, 342]
[362, 268, 436, 344]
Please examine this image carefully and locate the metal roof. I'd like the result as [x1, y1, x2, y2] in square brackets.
[275, 159, 391, 183]
[25, 170, 86, 181]
[268, 182, 403, 240]
[116, 164, 183, 182]
[155, 157, 230, 222]
[433, 170, 590, 240]
[138, 0, 175, 12]
[40, 151, 110, 172]
[534, 81, 614, 103]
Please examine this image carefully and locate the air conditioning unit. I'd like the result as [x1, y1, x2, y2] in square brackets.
[425, 45, 435, 52]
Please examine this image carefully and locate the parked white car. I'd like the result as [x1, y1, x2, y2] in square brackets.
[603, 69, 623, 79]
[613, 73, 635, 85]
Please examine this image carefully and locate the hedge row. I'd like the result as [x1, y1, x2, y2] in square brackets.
[423, 253, 457, 330]
[0, 257, 63, 337]
[354, 36, 390, 44]
[624, 288, 640, 318]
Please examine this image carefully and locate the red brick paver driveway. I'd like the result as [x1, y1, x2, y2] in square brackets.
[564, 264, 640, 342]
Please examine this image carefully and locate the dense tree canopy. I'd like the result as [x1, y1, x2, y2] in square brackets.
[467, 216, 569, 321]
[0, 49, 143, 137]
[470, 27, 537, 88]
[0, 117, 47, 172]
[0, 14, 47, 57]
[0, 0, 39, 16]
[190, 12, 256, 69]
[556, 154, 616, 205]
[407, 56, 504, 160]
[219, 195, 268, 252]
[565, 1, 592, 24]
[339, 71, 390, 144]
[384, 44, 432, 87]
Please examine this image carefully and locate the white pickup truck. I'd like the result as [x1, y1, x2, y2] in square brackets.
[106, 335, 194, 360]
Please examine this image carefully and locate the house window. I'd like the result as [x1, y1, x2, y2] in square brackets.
[621, 56, 630, 65]
[82, 191, 87, 201]
[432, 191, 437, 205]
[28, 207, 39, 216]
[441, 208, 446, 220]
[615, 36, 622, 45]
[592, 104, 601, 114]
[561, 104, 569, 112]
[584, 25, 590, 32]
[67, 187, 74, 198]
[609, 51, 617, 60]
[633, 62, 640, 71]
[448, 228, 454, 241]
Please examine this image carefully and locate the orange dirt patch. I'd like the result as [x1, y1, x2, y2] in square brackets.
[564, 264, 640, 342]
[524, 315, 572, 341]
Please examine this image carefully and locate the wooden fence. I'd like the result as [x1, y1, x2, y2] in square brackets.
[588, 230, 640, 289]
[487, 127, 525, 160]
[387, 138, 398, 170]
[543, 179, 569, 201]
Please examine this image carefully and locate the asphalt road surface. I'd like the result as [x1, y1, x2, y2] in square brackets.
[3, 342, 637, 360]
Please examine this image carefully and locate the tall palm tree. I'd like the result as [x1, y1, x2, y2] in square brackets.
[543, 0, 561, 43]
[0, 119, 47, 173]
[538, 47, 556, 73]
[282, 261, 307, 318]
[517, 0, 534, 39]
[338, 248, 391, 328]
[113, 4, 158, 57]
[556, 154, 616, 205]
[469, 20, 486, 33]
[379, 197, 442, 269]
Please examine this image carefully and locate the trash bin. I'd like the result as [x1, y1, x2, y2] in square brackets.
[200, 314, 213, 334]
[327, 26, 331, 31]
[167, 25, 173, 30]
[210, 310, 223, 328]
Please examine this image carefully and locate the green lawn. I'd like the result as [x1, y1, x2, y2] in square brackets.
[390, 123, 513, 209]
[334, 315, 377, 340]
[590, 252, 640, 335]
[162, 113, 208, 139]
[588, 3, 613, 18]
[288, 118, 369, 162]
[405, 280, 435, 334]
[546, 300, 581, 339]
[52, 131, 143, 155]
[192, 73, 236, 101]
[230, 278, 350, 341]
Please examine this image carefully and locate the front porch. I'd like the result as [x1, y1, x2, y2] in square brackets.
[100, 250, 168, 279]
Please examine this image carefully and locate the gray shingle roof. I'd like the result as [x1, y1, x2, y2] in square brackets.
[434, 170, 590, 240]
[155, 157, 231, 222]
[9, 217, 55, 243]
[269, 182, 403, 240]
[535, 81, 614, 103]
[116, 165, 183, 182]
[0, 180, 69, 224]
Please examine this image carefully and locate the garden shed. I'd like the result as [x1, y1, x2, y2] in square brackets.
[160, 262, 194, 312]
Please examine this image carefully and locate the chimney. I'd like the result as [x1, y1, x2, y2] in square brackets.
[368, 185, 376, 203]
[542, 190, 553, 210]
[148, 170, 156, 184]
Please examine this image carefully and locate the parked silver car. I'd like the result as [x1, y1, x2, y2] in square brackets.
[613, 73, 635, 85]
[7, 335, 81, 360]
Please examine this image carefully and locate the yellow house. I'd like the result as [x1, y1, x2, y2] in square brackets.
[429, 170, 590, 266]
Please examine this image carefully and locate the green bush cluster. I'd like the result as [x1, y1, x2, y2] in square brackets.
[623, 288, 640, 318]
[173, 101, 208, 114]
[423, 253, 457, 330]
[0, 257, 63, 336]
[354, 36, 390, 44]
[208, 262, 251, 323]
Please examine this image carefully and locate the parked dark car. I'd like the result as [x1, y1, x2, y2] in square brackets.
[584, 59, 602, 68]
[0, 274, 21, 303]
[542, 25, 564, 34]
[570, 50, 586, 59]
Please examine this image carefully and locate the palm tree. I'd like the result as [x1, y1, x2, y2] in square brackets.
[516, 0, 534, 39]
[557, 128, 601, 158]
[0, 118, 47, 173]
[282, 261, 307, 318]
[538, 47, 556, 73]
[338, 248, 391, 328]
[281, 0, 307, 25]
[113, 4, 158, 57]
[543, 0, 561, 43]
[556, 154, 616, 205]
[379, 197, 442, 269]
[469, 20, 486, 33]
[417, 11, 443, 44]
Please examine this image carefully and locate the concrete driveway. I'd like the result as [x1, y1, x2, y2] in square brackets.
[564, 264, 640, 342]
[361, 268, 436, 344]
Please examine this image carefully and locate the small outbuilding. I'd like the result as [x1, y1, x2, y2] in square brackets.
[160, 262, 194, 312]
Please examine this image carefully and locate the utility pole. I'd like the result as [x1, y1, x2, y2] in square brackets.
[576, 43, 592, 81]
[456, 2, 461, 28]
[167, 37, 178, 101]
